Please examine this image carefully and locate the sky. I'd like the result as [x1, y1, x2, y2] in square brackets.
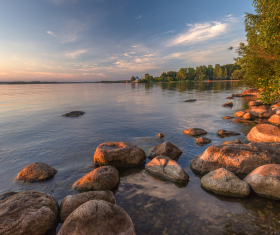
[0, 0, 255, 82]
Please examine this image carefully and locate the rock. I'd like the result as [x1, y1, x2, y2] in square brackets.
[271, 102, 280, 111]
[249, 142, 280, 164]
[222, 102, 233, 107]
[62, 111, 85, 117]
[233, 118, 257, 124]
[245, 105, 273, 118]
[145, 156, 189, 182]
[243, 112, 255, 120]
[57, 200, 136, 235]
[247, 124, 280, 142]
[183, 128, 207, 136]
[196, 137, 211, 145]
[0, 190, 59, 235]
[157, 133, 164, 138]
[241, 88, 260, 96]
[222, 139, 244, 145]
[148, 142, 182, 160]
[276, 109, 280, 115]
[201, 168, 250, 197]
[190, 144, 275, 176]
[222, 116, 234, 119]
[244, 164, 280, 200]
[16, 162, 57, 182]
[249, 101, 263, 107]
[268, 114, 280, 125]
[94, 142, 146, 168]
[184, 99, 196, 102]
[72, 166, 119, 192]
[217, 129, 241, 138]
[233, 111, 246, 118]
[232, 94, 243, 97]
[0, 191, 18, 202]
[60, 191, 116, 222]
[226, 97, 234, 99]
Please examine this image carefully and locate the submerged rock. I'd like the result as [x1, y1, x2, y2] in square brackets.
[268, 114, 280, 125]
[241, 88, 260, 96]
[190, 144, 275, 176]
[232, 94, 243, 97]
[222, 116, 234, 119]
[94, 142, 146, 168]
[16, 162, 57, 182]
[60, 191, 115, 222]
[183, 128, 207, 137]
[0, 190, 59, 235]
[222, 102, 233, 107]
[58, 200, 136, 235]
[196, 137, 211, 145]
[146, 156, 189, 182]
[247, 124, 280, 142]
[157, 133, 164, 138]
[233, 118, 257, 124]
[233, 111, 246, 118]
[184, 99, 196, 102]
[62, 111, 85, 117]
[226, 96, 234, 99]
[148, 142, 182, 160]
[72, 166, 119, 192]
[222, 139, 244, 145]
[244, 164, 280, 200]
[201, 168, 250, 197]
[217, 129, 241, 138]
[245, 105, 273, 118]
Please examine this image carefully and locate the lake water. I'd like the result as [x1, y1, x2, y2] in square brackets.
[1, 82, 279, 235]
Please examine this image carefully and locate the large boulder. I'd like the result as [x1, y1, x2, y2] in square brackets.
[0, 191, 18, 201]
[148, 142, 182, 160]
[16, 163, 57, 182]
[196, 137, 211, 145]
[201, 168, 250, 197]
[145, 156, 189, 182]
[60, 191, 115, 222]
[190, 144, 275, 176]
[183, 128, 207, 136]
[217, 129, 241, 138]
[249, 142, 280, 164]
[72, 166, 119, 192]
[94, 142, 146, 168]
[57, 200, 136, 235]
[271, 102, 280, 111]
[268, 114, 280, 125]
[244, 164, 280, 200]
[233, 111, 246, 118]
[245, 105, 273, 118]
[241, 88, 260, 96]
[247, 124, 280, 142]
[0, 191, 59, 235]
[62, 111, 85, 117]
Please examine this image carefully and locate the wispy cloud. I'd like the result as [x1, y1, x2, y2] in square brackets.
[47, 31, 57, 37]
[224, 14, 244, 23]
[66, 49, 87, 59]
[132, 46, 138, 48]
[136, 15, 142, 19]
[162, 30, 175, 34]
[169, 21, 227, 46]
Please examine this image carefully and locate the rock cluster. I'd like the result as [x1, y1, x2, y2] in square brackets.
[241, 88, 260, 96]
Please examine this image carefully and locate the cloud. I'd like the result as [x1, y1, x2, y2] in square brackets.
[136, 15, 142, 19]
[162, 30, 175, 34]
[66, 49, 87, 59]
[169, 21, 227, 46]
[132, 46, 138, 48]
[47, 31, 57, 37]
[225, 14, 244, 23]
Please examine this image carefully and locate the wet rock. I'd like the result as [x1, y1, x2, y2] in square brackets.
[60, 191, 115, 222]
[249, 142, 280, 164]
[245, 105, 273, 118]
[146, 156, 189, 182]
[183, 128, 207, 136]
[62, 111, 85, 117]
[268, 114, 280, 125]
[196, 137, 211, 145]
[233, 118, 257, 124]
[157, 133, 164, 138]
[72, 166, 119, 192]
[222, 116, 234, 119]
[16, 162, 57, 182]
[232, 94, 243, 97]
[271, 102, 280, 111]
[94, 142, 146, 168]
[243, 112, 255, 120]
[217, 129, 241, 138]
[222, 139, 244, 145]
[201, 168, 250, 197]
[148, 142, 182, 160]
[244, 164, 280, 200]
[247, 124, 280, 142]
[190, 144, 275, 175]
[241, 88, 260, 96]
[0, 190, 59, 235]
[222, 102, 233, 107]
[249, 101, 263, 107]
[184, 99, 196, 102]
[0, 191, 18, 202]
[226, 96, 234, 99]
[233, 111, 246, 118]
[276, 109, 280, 115]
[57, 200, 136, 235]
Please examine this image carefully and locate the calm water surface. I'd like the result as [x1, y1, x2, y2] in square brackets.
[0, 82, 279, 235]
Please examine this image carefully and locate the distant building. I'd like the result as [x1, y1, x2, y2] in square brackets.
[134, 76, 140, 83]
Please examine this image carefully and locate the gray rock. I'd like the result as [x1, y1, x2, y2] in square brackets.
[148, 142, 182, 160]
[0, 191, 18, 202]
[62, 111, 85, 117]
[201, 168, 250, 197]
[249, 142, 280, 163]
[184, 99, 196, 102]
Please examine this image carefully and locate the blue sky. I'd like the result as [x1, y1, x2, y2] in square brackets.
[0, 0, 255, 81]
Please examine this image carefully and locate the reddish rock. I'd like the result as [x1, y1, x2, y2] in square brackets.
[60, 191, 115, 222]
[233, 118, 257, 124]
[183, 128, 207, 136]
[196, 137, 211, 145]
[148, 142, 182, 160]
[243, 112, 255, 120]
[241, 88, 260, 96]
[157, 133, 164, 138]
[249, 101, 263, 107]
[94, 142, 146, 168]
[190, 144, 275, 175]
[58, 200, 136, 235]
[217, 129, 241, 138]
[72, 166, 119, 192]
[222, 102, 233, 107]
[247, 124, 280, 142]
[271, 102, 280, 111]
[226, 96, 234, 99]
[249, 142, 280, 164]
[232, 94, 243, 97]
[244, 164, 280, 200]
[16, 163, 57, 182]
[222, 139, 244, 145]
[245, 105, 273, 118]
[222, 116, 234, 119]
[233, 111, 246, 118]
[268, 114, 280, 125]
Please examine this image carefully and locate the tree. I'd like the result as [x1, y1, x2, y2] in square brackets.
[131, 76, 136, 82]
[223, 67, 228, 79]
[235, 0, 280, 104]
[213, 64, 221, 78]
[176, 68, 187, 80]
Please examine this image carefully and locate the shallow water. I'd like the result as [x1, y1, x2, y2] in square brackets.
[0, 82, 279, 235]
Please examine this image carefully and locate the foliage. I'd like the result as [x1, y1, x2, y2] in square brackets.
[131, 76, 136, 82]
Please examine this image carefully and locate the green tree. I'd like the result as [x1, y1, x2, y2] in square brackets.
[223, 67, 228, 78]
[131, 76, 136, 82]
[176, 68, 187, 80]
[213, 64, 221, 78]
[235, 0, 280, 103]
